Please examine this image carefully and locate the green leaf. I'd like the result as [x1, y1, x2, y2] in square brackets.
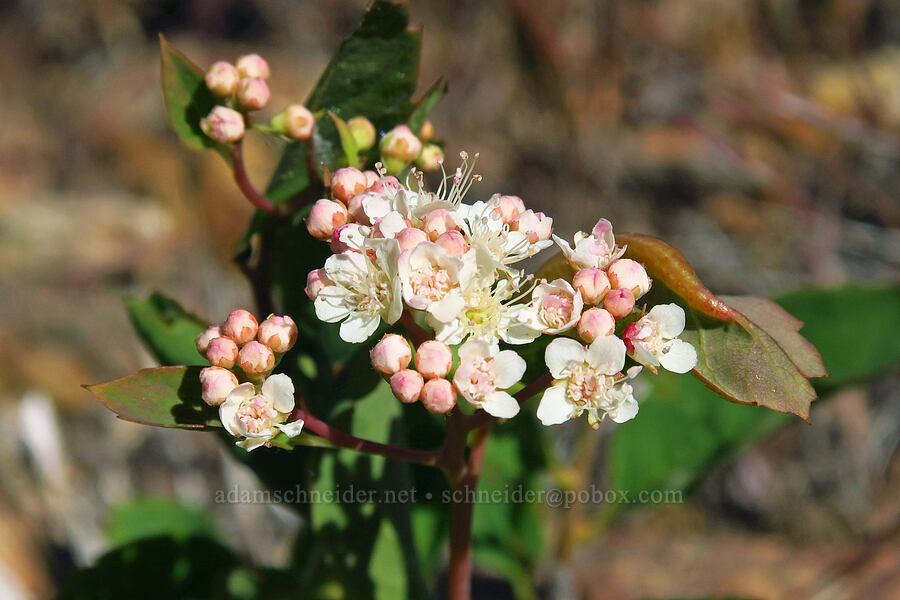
[407, 78, 447, 135]
[264, 141, 310, 204]
[126, 293, 206, 367]
[86, 366, 220, 430]
[329, 111, 360, 169]
[107, 498, 220, 547]
[159, 35, 230, 163]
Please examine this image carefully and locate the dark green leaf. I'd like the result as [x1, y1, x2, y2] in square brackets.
[407, 78, 447, 135]
[264, 141, 310, 204]
[126, 292, 206, 367]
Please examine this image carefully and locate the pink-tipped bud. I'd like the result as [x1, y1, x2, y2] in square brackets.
[237, 77, 270, 110]
[415, 340, 453, 379]
[257, 315, 298, 353]
[416, 144, 444, 171]
[423, 209, 457, 242]
[238, 341, 275, 376]
[607, 259, 651, 299]
[390, 369, 424, 404]
[396, 227, 429, 251]
[330, 223, 365, 253]
[435, 230, 469, 257]
[195, 325, 222, 355]
[199, 366, 239, 407]
[206, 337, 239, 369]
[370, 334, 413, 375]
[367, 175, 401, 193]
[305, 268, 333, 300]
[363, 170, 380, 189]
[420, 378, 456, 414]
[277, 104, 314, 140]
[205, 61, 240, 97]
[492, 195, 526, 224]
[235, 53, 270, 79]
[577, 308, 616, 343]
[513, 209, 553, 242]
[200, 106, 244, 143]
[307, 199, 349, 240]
[572, 268, 611, 305]
[379, 125, 422, 162]
[420, 120, 435, 142]
[223, 309, 258, 345]
[347, 116, 376, 151]
[604, 288, 635, 319]
[331, 167, 368, 203]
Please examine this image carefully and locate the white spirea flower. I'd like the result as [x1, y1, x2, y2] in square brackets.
[552, 218, 625, 270]
[453, 200, 550, 273]
[314, 238, 403, 343]
[452, 340, 526, 418]
[399, 242, 470, 322]
[537, 337, 641, 427]
[510, 278, 584, 342]
[623, 303, 697, 374]
[219, 374, 303, 451]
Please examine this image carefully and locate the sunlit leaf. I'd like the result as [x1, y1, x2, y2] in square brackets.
[126, 292, 206, 367]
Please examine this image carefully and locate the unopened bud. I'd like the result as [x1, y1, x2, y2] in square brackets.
[370, 333, 413, 375]
[423, 209, 458, 241]
[273, 104, 314, 140]
[200, 106, 244, 144]
[577, 308, 616, 343]
[305, 268, 333, 300]
[258, 315, 298, 353]
[223, 309, 259, 345]
[235, 53, 270, 79]
[396, 227, 429, 251]
[199, 366, 239, 406]
[435, 230, 469, 257]
[420, 378, 456, 414]
[513, 210, 553, 243]
[205, 61, 240, 97]
[195, 325, 222, 355]
[415, 144, 444, 171]
[367, 175, 401, 193]
[491, 195, 526, 224]
[390, 369, 424, 404]
[381, 156, 409, 176]
[420, 120, 435, 142]
[347, 116, 376, 151]
[307, 199, 349, 240]
[603, 288, 636, 319]
[238, 341, 275, 376]
[607, 259, 651, 299]
[415, 340, 453, 379]
[207, 336, 239, 369]
[572, 268, 611, 305]
[363, 170, 380, 189]
[380, 125, 422, 162]
[237, 77, 270, 110]
[331, 167, 368, 203]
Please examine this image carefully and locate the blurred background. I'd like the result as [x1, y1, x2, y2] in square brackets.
[1, 0, 899, 598]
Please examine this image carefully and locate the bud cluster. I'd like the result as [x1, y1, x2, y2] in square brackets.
[370, 335, 457, 413]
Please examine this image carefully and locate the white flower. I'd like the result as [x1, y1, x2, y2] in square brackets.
[314, 238, 403, 343]
[453, 200, 549, 273]
[536, 337, 641, 427]
[552, 218, 625, 270]
[509, 278, 584, 342]
[219, 374, 303, 451]
[623, 303, 697, 374]
[452, 340, 526, 418]
[398, 242, 469, 322]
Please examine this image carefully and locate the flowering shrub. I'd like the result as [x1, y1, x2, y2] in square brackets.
[85, 2, 827, 598]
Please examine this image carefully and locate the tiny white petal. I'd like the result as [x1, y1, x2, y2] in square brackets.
[648, 303, 686, 338]
[658, 339, 698, 373]
[585, 335, 626, 374]
[544, 338, 586, 379]
[608, 396, 639, 423]
[276, 419, 305, 438]
[536, 385, 573, 425]
[492, 350, 527, 389]
[262, 373, 295, 413]
[481, 391, 520, 418]
[237, 436, 269, 451]
[339, 312, 380, 343]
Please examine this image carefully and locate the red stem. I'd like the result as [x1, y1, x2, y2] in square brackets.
[230, 141, 278, 214]
[399, 310, 430, 347]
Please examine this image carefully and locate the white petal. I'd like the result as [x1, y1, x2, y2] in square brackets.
[536, 385, 573, 425]
[544, 338, 586, 379]
[458, 339, 491, 361]
[276, 419, 305, 438]
[492, 350, 527, 389]
[648, 303, 686, 338]
[314, 288, 353, 322]
[586, 335, 626, 374]
[481, 391, 520, 419]
[237, 436, 269, 451]
[428, 293, 466, 323]
[632, 342, 660, 368]
[262, 373, 295, 413]
[659, 339, 697, 373]
[324, 252, 366, 286]
[608, 396, 639, 423]
[339, 312, 380, 343]
[501, 320, 541, 345]
[220, 383, 254, 437]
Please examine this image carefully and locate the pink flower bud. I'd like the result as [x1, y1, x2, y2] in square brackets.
[347, 116, 376, 151]
[331, 167, 368, 203]
[415, 144, 444, 171]
[195, 325, 222, 355]
[235, 53, 270, 79]
[367, 175, 401, 193]
[200, 106, 244, 143]
[415, 340, 453, 379]
[390, 369, 424, 404]
[238, 340, 275, 376]
[370, 333, 413, 375]
[604, 288, 636, 319]
[435, 230, 469, 257]
[199, 366, 239, 406]
[207, 337, 239, 369]
[423, 209, 457, 241]
[363, 170, 380, 189]
[305, 268, 333, 300]
[572, 268, 611, 305]
[607, 259, 651, 299]
[491, 195, 526, 224]
[513, 210, 553, 242]
[331, 223, 365, 253]
[258, 315, 298, 353]
[577, 308, 616, 343]
[237, 77, 270, 110]
[420, 120, 435, 142]
[420, 378, 456, 414]
[205, 61, 240, 97]
[396, 227, 428, 251]
[223, 309, 258, 345]
[379, 125, 422, 162]
[307, 199, 349, 240]
[280, 104, 314, 140]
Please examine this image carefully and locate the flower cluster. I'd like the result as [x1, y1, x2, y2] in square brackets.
[195, 310, 303, 450]
[304, 153, 699, 428]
